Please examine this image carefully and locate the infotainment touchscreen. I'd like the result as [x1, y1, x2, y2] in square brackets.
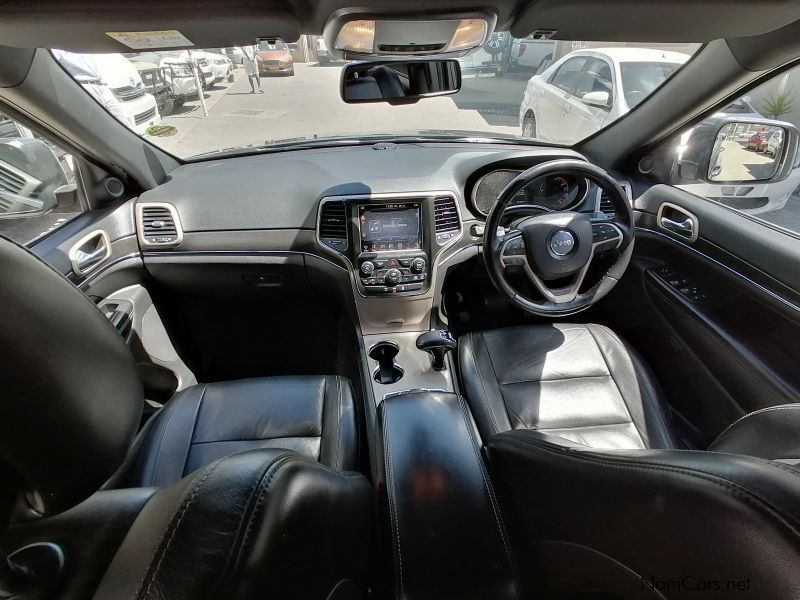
[359, 203, 422, 252]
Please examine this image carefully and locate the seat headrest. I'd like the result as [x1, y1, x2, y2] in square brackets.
[0, 236, 142, 517]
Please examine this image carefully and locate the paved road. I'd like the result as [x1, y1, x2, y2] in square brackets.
[155, 63, 525, 157]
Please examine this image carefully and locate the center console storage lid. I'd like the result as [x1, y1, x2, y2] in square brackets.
[377, 391, 517, 600]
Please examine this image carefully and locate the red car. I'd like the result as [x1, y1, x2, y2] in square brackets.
[746, 131, 768, 151]
[256, 39, 294, 76]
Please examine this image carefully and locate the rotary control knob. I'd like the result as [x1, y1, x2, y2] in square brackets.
[410, 257, 426, 273]
[384, 268, 402, 286]
[360, 261, 375, 276]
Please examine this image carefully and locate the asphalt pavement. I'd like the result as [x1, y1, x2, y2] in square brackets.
[154, 63, 526, 157]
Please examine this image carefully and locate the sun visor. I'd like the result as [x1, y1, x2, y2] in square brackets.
[512, 0, 800, 42]
[0, 5, 301, 52]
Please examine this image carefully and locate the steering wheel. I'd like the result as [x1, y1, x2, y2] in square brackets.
[483, 159, 634, 317]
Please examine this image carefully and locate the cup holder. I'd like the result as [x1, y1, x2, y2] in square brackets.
[369, 341, 404, 385]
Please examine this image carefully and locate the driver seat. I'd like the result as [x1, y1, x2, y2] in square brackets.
[459, 323, 682, 449]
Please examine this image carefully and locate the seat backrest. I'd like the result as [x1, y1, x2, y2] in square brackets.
[487, 429, 800, 599]
[0, 236, 142, 519]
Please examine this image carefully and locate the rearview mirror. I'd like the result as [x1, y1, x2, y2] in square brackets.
[581, 91, 609, 109]
[341, 60, 461, 105]
[676, 118, 799, 185]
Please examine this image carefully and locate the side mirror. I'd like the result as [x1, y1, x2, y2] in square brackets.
[676, 117, 799, 185]
[0, 138, 67, 219]
[581, 90, 610, 109]
[341, 59, 461, 105]
[708, 122, 794, 183]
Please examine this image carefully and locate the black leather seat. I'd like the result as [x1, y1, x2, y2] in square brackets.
[125, 375, 357, 487]
[461, 323, 800, 598]
[0, 235, 372, 599]
[459, 323, 680, 449]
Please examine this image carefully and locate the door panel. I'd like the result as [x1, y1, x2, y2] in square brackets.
[29, 196, 196, 399]
[598, 184, 800, 447]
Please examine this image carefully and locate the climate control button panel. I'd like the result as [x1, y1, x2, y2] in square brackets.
[358, 253, 429, 295]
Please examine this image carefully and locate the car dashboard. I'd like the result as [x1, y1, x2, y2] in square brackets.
[133, 142, 608, 339]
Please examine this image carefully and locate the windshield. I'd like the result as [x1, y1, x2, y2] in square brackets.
[620, 61, 683, 108]
[53, 36, 699, 159]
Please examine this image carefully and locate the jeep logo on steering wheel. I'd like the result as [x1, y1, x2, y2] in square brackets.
[549, 229, 576, 257]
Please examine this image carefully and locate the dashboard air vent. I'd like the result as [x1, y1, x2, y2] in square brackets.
[137, 203, 183, 247]
[319, 201, 348, 251]
[598, 183, 631, 219]
[598, 190, 615, 218]
[434, 196, 460, 243]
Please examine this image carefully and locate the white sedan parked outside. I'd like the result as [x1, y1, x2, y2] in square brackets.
[519, 47, 690, 144]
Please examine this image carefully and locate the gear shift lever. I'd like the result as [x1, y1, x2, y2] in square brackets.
[416, 330, 457, 371]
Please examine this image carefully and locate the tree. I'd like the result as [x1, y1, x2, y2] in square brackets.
[759, 91, 796, 119]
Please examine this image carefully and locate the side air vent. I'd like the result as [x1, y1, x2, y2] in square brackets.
[319, 200, 348, 252]
[434, 196, 461, 243]
[598, 190, 615, 218]
[137, 203, 183, 247]
[598, 183, 631, 219]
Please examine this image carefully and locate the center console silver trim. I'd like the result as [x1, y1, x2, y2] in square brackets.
[315, 191, 464, 300]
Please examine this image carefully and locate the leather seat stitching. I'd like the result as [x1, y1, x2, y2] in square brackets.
[584, 325, 645, 448]
[624, 343, 676, 448]
[335, 376, 343, 470]
[458, 397, 518, 592]
[536, 420, 641, 431]
[382, 407, 404, 597]
[499, 374, 612, 386]
[714, 404, 800, 444]
[477, 333, 507, 434]
[598, 326, 675, 448]
[463, 334, 501, 435]
[504, 435, 800, 540]
[148, 389, 187, 486]
[136, 457, 225, 599]
[190, 435, 322, 445]
[222, 453, 303, 590]
[180, 384, 206, 479]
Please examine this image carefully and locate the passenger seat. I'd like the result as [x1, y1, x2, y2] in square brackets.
[126, 375, 358, 487]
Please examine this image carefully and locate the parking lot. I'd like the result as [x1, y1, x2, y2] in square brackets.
[153, 62, 527, 157]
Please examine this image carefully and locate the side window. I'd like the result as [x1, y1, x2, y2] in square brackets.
[0, 114, 84, 245]
[574, 59, 613, 105]
[667, 62, 800, 236]
[549, 57, 589, 95]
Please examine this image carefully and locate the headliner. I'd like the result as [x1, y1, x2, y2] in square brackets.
[0, 0, 799, 52]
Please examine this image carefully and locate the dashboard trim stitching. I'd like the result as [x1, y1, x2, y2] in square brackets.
[141, 250, 348, 272]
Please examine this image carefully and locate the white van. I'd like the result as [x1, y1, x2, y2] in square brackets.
[53, 51, 161, 135]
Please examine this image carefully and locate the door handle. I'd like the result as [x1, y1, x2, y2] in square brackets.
[660, 216, 694, 235]
[69, 229, 111, 276]
[656, 202, 699, 242]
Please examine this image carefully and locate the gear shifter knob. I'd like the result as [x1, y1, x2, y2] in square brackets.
[416, 330, 457, 371]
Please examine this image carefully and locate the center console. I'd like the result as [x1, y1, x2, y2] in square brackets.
[357, 201, 429, 295]
[317, 191, 462, 299]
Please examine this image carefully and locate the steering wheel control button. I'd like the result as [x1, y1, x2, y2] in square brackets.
[410, 257, 427, 273]
[592, 223, 622, 252]
[592, 224, 620, 241]
[548, 229, 576, 257]
[360, 261, 375, 275]
[504, 238, 526, 256]
[384, 268, 402, 286]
